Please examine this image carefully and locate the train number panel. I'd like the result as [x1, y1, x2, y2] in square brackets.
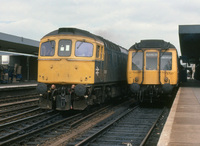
[127, 40, 178, 103]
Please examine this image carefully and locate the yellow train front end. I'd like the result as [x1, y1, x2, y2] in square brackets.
[37, 28, 104, 110]
[38, 35, 96, 85]
[127, 40, 178, 102]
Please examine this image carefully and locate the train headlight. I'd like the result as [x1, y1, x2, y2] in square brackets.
[164, 77, 168, 82]
[135, 77, 139, 82]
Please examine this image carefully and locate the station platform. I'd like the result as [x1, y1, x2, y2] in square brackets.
[0, 81, 38, 91]
[158, 79, 200, 145]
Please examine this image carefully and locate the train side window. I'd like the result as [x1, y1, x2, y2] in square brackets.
[58, 39, 72, 56]
[96, 45, 100, 58]
[40, 40, 55, 56]
[132, 52, 143, 70]
[101, 46, 104, 59]
[75, 41, 93, 57]
[161, 52, 172, 70]
[146, 52, 158, 70]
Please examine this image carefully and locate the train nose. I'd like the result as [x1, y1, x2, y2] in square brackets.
[130, 83, 140, 93]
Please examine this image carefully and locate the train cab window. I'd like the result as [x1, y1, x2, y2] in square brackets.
[58, 39, 72, 56]
[75, 41, 93, 57]
[96, 45, 103, 59]
[40, 40, 55, 56]
[132, 52, 143, 70]
[161, 52, 172, 70]
[146, 52, 158, 70]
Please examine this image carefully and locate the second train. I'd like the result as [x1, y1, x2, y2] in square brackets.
[127, 40, 179, 103]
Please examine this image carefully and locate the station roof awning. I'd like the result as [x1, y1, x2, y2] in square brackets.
[0, 32, 39, 56]
[179, 25, 200, 63]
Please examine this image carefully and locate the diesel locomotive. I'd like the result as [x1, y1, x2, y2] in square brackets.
[127, 40, 179, 102]
[37, 28, 128, 110]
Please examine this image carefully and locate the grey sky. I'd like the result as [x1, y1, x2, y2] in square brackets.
[0, 0, 200, 55]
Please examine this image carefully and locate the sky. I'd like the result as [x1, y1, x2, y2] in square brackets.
[0, 0, 200, 56]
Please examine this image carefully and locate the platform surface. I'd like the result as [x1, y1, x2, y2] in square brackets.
[158, 79, 200, 146]
[0, 81, 37, 90]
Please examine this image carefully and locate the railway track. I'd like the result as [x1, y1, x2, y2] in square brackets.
[0, 96, 167, 146]
[0, 110, 59, 145]
[43, 99, 136, 146]
[0, 103, 114, 145]
[0, 107, 45, 124]
[0, 94, 39, 104]
[68, 106, 164, 146]
[0, 98, 39, 118]
[0, 105, 39, 119]
[0, 99, 134, 146]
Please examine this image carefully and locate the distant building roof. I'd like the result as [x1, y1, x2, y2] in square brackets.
[0, 32, 39, 56]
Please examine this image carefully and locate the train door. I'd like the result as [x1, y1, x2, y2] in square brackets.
[95, 45, 104, 83]
[144, 50, 159, 84]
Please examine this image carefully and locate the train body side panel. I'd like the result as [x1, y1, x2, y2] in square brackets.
[94, 60, 104, 83]
[104, 49, 127, 83]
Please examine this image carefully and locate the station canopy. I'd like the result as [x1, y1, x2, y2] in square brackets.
[179, 25, 200, 63]
[0, 32, 39, 56]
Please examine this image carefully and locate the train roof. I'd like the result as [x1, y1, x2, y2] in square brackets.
[129, 40, 176, 50]
[43, 28, 127, 54]
[43, 28, 102, 42]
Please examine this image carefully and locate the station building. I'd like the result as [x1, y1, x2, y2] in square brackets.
[179, 25, 200, 80]
[0, 32, 39, 84]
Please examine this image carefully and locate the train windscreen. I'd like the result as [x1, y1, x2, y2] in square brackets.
[132, 52, 143, 70]
[40, 40, 55, 56]
[58, 39, 72, 56]
[75, 41, 93, 57]
[146, 52, 158, 70]
[160, 52, 172, 70]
